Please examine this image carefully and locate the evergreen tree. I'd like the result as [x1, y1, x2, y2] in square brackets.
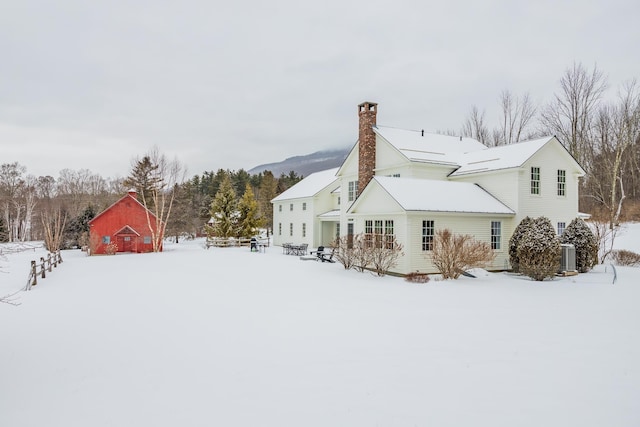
[64, 205, 96, 248]
[509, 216, 533, 273]
[257, 170, 278, 232]
[517, 216, 561, 281]
[236, 183, 263, 238]
[560, 218, 598, 273]
[123, 156, 161, 209]
[206, 175, 238, 238]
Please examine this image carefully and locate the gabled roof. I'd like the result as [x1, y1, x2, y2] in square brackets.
[450, 136, 586, 177]
[114, 225, 140, 236]
[374, 126, 487, 166]
[352, 177, 514, 215]
[89, 193, 158, 224]
[271, 168, 339, 202]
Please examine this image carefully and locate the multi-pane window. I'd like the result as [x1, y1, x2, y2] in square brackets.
[279, 205, 282, 212]
[289, 223, 293, 236]
[374, 220, 384, 248]
[338, 196, 341, 205]
[364, 220, 374, 248]
[144, 236, 151, 244]
[102, 236, 110, 244]
[278, 223, 282, 236]
[336, 223, 340, 239]
[531, 167, 540, 195]
[348, 180, 359, 201]
[557, 169, 566, 196]
[302, 202, 307, 211]
[491, 221, 501, 250]
[290, 203, 293, 211]
[302, 223, 306, 237]
[364, 219, 395, 249]
[385, 220, 395, 249]
[557, 222, 566, 236]
[422, 220, 435, 251]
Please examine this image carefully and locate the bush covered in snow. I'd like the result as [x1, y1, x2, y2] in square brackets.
[508, 216, 533, 273]
[560, 218, 598, 272]
[517, 216, 560, 281]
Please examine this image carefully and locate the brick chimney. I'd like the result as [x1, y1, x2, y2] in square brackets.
[358, 101, 377, 193]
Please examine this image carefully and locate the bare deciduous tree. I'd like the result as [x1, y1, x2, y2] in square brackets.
[539, 62, 608, 166]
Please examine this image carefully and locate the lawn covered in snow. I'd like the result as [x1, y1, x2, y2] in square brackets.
[1, 229, 639, 427]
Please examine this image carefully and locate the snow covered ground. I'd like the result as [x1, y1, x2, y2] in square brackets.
[1, 227, 639, 427]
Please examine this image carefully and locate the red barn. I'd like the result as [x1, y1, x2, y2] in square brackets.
[88, 190, 163, 254]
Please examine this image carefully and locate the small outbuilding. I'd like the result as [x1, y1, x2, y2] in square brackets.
[88, 190, 162, 254]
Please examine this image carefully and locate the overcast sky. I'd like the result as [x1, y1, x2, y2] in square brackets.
[1, 0, 638, 179]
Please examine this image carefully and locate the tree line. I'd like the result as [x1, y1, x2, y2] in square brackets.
[0, 153, 302, 248]
[457, 62, 640, 227]
[2, 62, 638, 249]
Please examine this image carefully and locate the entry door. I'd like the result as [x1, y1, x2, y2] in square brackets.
[122, 236, 133, 252]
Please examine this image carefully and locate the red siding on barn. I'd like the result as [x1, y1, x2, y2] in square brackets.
[88, 192, 163, 254]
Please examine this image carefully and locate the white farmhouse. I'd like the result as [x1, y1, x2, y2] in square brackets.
[272, 102, 585, 274]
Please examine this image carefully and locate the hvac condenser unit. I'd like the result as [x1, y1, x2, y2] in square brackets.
[560, 244, 576, 272]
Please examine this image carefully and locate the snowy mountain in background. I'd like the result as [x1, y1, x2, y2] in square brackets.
[248, 147, 350, 177]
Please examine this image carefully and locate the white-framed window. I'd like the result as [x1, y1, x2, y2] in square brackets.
[102, 236, 110, 244]
[336, 223, 340, 239]
[289, 223, 293, 236]
[279, 204, 282, 212]
[557, 169, 566, 196]
[302, 223, 306, 237]
[290, 203, 293, 211]
[302, 202, 307, 211]
[364, 219, 395, 249]
[558, 222, 566, 235]
[531, 167, 540, 195]
[422, 220, 434, 251]
[348, 180, 359, 202]
[491, 221, 501, 250]
[338, 196, 341, 205]
[278, 223, 282, 236]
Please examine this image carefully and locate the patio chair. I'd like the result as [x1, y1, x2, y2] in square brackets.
[319, 247, 336, 263]
[311, 246, 325, 260]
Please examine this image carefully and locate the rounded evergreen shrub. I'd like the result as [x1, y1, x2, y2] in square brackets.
[509, 216, 533, 273]
[517, 216, 560, 281]
[560, 218, 598, 273]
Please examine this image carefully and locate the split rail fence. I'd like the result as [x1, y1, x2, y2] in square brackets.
[25, 251, 63, 291]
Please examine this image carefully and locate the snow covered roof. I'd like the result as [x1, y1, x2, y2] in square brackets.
[271, 168, 339, 202]
[370, 177, 515, 214]
[374, 126, 487, 166]
[451, 136, 554, 176]
[318, 209, 340, 218]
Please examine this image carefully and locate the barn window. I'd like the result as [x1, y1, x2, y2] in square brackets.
[144, 236, 151, 244]
[102, 236, 110, 244]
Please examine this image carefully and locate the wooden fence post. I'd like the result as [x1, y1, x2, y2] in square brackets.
[40, 257, 46, 279]
[31, 260, 37, 287]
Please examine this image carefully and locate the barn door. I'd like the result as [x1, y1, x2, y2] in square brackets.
[122, 236, 133, 252]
